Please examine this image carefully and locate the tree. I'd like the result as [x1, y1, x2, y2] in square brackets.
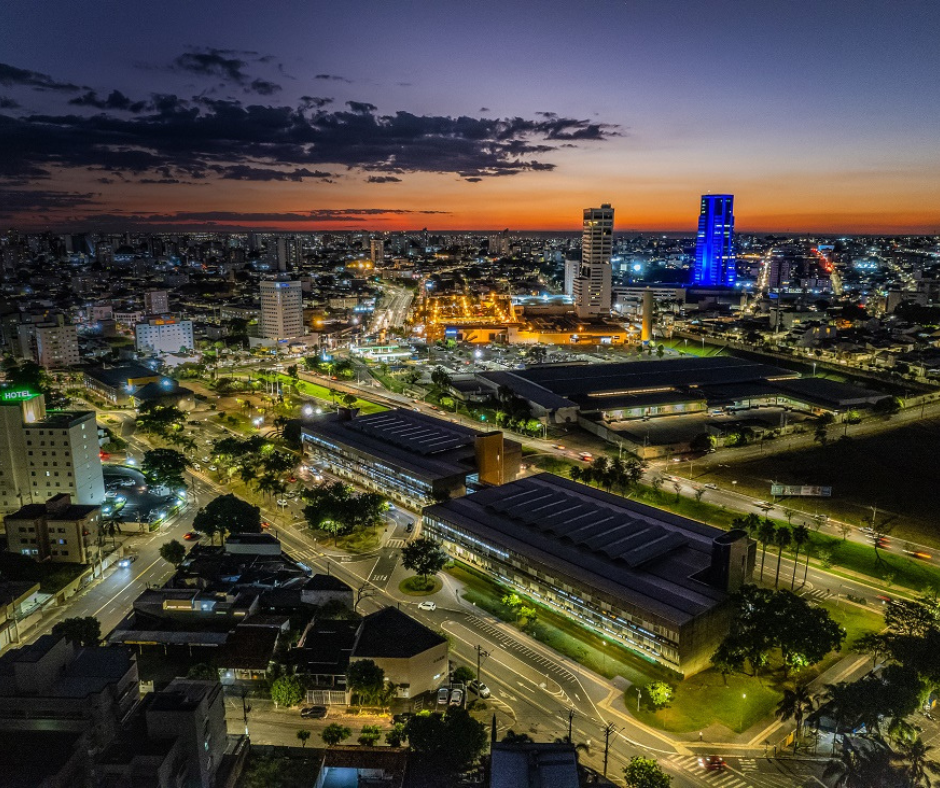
[773, 526, 792, 588]
[824, 737, 899, 788]
[896, 737, 940, 788]
[135, 401, 185, 439]
[347, 660, 387, 706]
[52, 616, 101, 647]
[303, 482, 387, 542]
[141, 448, 189, 492]
[790, 524, 810, 589]
[193, 493, 262, 544]
[386, 722, 407, 747]
[159, 539, 186, 567]
[186, 663, 219, 681]
[645, 681, 674, 710]
[400, 537, 448, 589]
[358, 725, 382, 746]
[322, 723, 352, 747]
[270, 675, 304, 708]
[757, 519, 776, 581]
[690, 433, 715, 453]
[431, 366, 452, 394]
[624, 756, 672, 788]
[775, 685, 815, 748]
[405, 708, 488, 774]
[452, 666, 476, 685]
[296, 729, 311, 748]
[873, 396, 902, 416]
[342, 393, 358, 408]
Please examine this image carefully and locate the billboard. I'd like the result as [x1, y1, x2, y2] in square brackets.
[771, 484, 832, 498]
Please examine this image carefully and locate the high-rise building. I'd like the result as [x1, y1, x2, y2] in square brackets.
[488, 229, 511, 257]
[573, 204, 614, 317]
[370, 238, 385, 264]
[135, 317, 194, 356]
[259, 280, 303, 341]
[563, 255, 580, 297]
[692, 195, 736, 287]
[16, 315, 80, 369]
[143, 290, 169, 315]
[0, 391, 105, 512]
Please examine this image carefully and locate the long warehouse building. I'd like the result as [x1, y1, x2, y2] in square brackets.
[423, 474, 754, 676]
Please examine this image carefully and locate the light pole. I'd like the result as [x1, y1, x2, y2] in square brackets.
[635, 687, 642, 712]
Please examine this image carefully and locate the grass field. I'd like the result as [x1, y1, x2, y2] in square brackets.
[704, 418, 940, 549]
[286, 375, 387, 414]
[399, 576, 442, 595]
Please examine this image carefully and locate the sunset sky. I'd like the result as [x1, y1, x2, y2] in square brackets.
[1, 0, 939, 233]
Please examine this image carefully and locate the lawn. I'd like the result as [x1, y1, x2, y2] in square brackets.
[447, 563, 667, 686]
[703, 419, 940, 549]
[633, 599, 883, 736]
[399, 576, 442, 596]
[334, 527, 382, 554]
[287, 376, 387, 415]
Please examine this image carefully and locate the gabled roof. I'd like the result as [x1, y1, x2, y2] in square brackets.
[352, 607, 446, 659]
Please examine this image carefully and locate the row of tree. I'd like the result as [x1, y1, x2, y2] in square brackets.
[569, 455, 646, 497]
[212, 435, 296, 500]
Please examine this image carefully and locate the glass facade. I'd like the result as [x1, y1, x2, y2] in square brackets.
[692, 194, 735, 287]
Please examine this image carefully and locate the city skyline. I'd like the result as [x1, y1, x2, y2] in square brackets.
[1, 0, 939, 233]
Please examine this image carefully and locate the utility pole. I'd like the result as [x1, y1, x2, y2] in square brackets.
[567, 709, 574, 743]
[476, 645, 489, 682]
[240, 689, 252, 739]
[602, 722, 616, 777]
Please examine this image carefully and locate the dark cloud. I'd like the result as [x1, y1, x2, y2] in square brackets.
[69, 90, 148, 113]
[248, 79, 281, 96]
[479, 107, 490, 113]
[0, 189, 98, 215]
[367, 175, 402, 183]
[173, 49, 249, 83]
[0, 63, 81, 92]
[315, 74, 352, 83]
[300, 96, 332, 109]
[0, 97, 20, 109]
[218, 165, 335, 182]
[346, 101, 378, 114]
[464, 177, 483, 183]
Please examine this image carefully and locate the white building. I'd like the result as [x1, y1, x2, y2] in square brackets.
[573, 205, 614, 318]
[563, 257, 580, 297]
[260, 280, 303, 342]
[143, 290, 170, 315]
[135, 317, 194, 356]
[0, 391, 104, 512]
[16, 316, 80, 369]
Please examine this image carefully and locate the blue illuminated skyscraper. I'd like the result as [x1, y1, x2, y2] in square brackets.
[692, 194, 735, 286]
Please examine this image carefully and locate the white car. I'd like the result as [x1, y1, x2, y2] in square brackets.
[276, 498, 288, 507]
[417, 601, 437, 612]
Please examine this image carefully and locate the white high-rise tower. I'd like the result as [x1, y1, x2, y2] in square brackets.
[573, 204, 614, 318]
[260, 280, 303, 341]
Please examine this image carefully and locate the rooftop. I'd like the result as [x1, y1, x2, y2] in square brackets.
[425, 474, 736, 627]
[353, 607, 446, 659]
[84, 362, 158, 388]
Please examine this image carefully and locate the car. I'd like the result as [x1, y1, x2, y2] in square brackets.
[276, 499, 289, 507]
[300, 706, 327, 719]
[698, 755, 726, 771]
[192, 463, 201, 470]
[288, 476, 296, 483]
[579, 452, 593, 461]
[105, 490, 117, 499]
[704, 483, 718, 490]
[118, 554, 137, 568]
[449, 688, 464, 706]
[261, 521, 270, 530]
[417, 601, 437, 612]
[405, 521, 415, 533]
[437, 688, 450, 705]
[201, 456, 210, 462]
[183, 531, 202, 540]
[553, 445, 565, 450]
[208, 465, 217, 471]
[468, 680, 491, 698]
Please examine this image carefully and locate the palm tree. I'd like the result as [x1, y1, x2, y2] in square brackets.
[775, 685, 815, 750]
[431, 366, 452, 394]
[774, 526, 792, 588]
[897, 737, 939, 788]
[100, 514, 122, 550]
[823, 738, 898, 788]
[790, 524, 810, 589]
[757, 520, 776, 582]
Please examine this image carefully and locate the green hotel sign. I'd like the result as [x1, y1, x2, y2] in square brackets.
[1, 388, 38, 402]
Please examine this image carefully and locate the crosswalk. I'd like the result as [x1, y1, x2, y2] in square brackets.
[668, 757, 749, 788]
[386, 538, 406, 549]
[801, 587, 832, 602]
[465, 614, 577, 686]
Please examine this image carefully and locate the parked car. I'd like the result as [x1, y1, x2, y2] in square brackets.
[449, 689, 464, 706]
[276, 498, 288, 507]
[468, 680, 491, 698]
[300, 706, 327, 719]
[406, 521, 415, 533]
[437, 688, 450, 705]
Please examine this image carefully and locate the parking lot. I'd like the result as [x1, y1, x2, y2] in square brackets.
[103, 465, 176, 527]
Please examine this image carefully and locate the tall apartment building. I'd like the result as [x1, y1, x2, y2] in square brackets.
[488, 229, 511, 257]
[135, 316, 194, 355]
[6, 494, 101, 564]
[370, 238, 385, 264]
[0, 390, 104, 512]
[573, 205, 614, 317]
[563, 255, 581, 297]
[259, 280, 303, 341]
[692, 194, 736, 287]
[16, 314, 80, 369]
[142, 290, 169, 315]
